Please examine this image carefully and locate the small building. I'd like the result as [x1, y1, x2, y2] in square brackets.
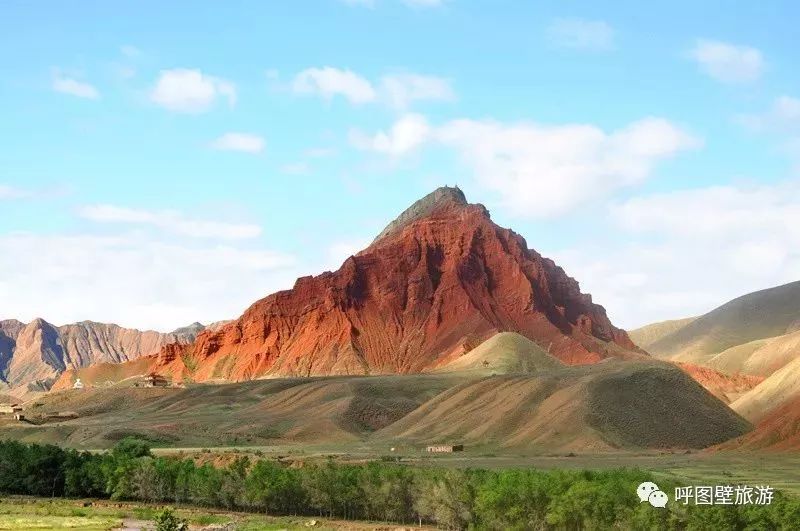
[73, 378, 84, 389]
[143, 373, 170, 388]
[13, 413, 25, 421]
[426, 444, 464, 453]
[0, 403, 23, 415]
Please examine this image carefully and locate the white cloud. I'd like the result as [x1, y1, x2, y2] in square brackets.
[380, 73, 454, 110]
[554, 181, 800, 328]
[150, 69, 237, 113]
[611, 182, 800, 240]
[546, 18, 614, 51]
[350, 113, 431, 156]
[292, 67, 453, 109]
[438, 118, 698, 217]
[210, 133, 266, 154]
[0, 232, 296, 331]
[324, 239, 370, 271]
[690, 39, 764, 84]
[355, 115, 699, 216]
[292, 67, 377, 104]
[739, 96, 800, 132]
[78, 205, 262, 240]
[52, 74, 99, 99]
[0, 185, 30, 200]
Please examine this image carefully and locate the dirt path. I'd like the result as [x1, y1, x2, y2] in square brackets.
[117, 519, 154, 530]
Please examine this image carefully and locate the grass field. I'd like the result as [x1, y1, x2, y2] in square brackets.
[0, 498, 432, 530]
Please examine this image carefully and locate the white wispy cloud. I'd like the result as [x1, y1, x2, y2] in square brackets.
[292, 67, 377, 104]
[0, 185, 31, 200]
[380, 73, 455, 110]
[52, 73, 99, 99]
[353, 114, 700, 216]
[690, 39, 765, 84]
[292, 67, 453, 109]
[555, 180, 800, 328]
[324, 238, 371, 271]
[546, 18, 614, 51]
[738, 96, 800, 132]
[120, 45, 142, 58]
[0, 232, 297, 331]
[350, 113, 431, 156]
[150, 69, 237, 113]
[78, 205, 262, 240]
[210, 133, 266, 154]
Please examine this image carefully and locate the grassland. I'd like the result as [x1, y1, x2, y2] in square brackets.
[0, 497, 429, 530]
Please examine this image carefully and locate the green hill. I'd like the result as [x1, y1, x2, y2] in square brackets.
[433, 332, 565, 375]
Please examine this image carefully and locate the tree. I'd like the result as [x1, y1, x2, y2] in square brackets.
[245, 460, 304, 515]
[414, 469, 475, 530]
[101, 439, 153, 500]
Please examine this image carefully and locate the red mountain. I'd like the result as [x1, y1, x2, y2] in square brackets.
[148, 187, 643, 382]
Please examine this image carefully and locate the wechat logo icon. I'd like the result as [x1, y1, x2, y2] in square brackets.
[637, 482, 668, 508]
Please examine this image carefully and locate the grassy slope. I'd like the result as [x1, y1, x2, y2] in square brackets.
[7, 374, 472, 449]
[627, 317, 696, 352]
[707, 330, 800, 377]
[2, 332, 753, 452]
[646, 280, 800, 363]
[377, 360, 750, 451]
[731, 355, 800, 422]
[2, 360, 751, 452]
[431, 331, 565, 375]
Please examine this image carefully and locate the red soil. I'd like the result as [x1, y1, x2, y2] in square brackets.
[674, 362, 764, 403]
[147, 188, 644, 382]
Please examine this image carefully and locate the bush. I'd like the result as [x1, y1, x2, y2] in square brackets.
[155, 507, 188, 531]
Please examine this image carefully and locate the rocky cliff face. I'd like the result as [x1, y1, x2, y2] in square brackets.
[152, 187, 643, 382]
[0, 319, 204, 393]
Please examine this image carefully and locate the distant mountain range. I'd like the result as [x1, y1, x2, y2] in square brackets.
[0, 318, 226, 396]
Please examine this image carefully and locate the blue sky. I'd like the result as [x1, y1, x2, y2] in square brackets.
[1, 1, 799, 331]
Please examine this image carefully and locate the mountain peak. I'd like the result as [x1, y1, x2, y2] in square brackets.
[372, 185, 481, 244]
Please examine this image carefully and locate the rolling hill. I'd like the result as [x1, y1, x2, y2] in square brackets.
[706, 330, 800, 377]
[431, 332, 565, 375]
[2, 360, 749, 452]
[642, 281, 800, 367]
[628, 317, 696, 351]
[731, 355, 800, 423]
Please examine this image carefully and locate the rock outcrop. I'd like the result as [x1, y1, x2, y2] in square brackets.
[151, 186, 644, 382]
